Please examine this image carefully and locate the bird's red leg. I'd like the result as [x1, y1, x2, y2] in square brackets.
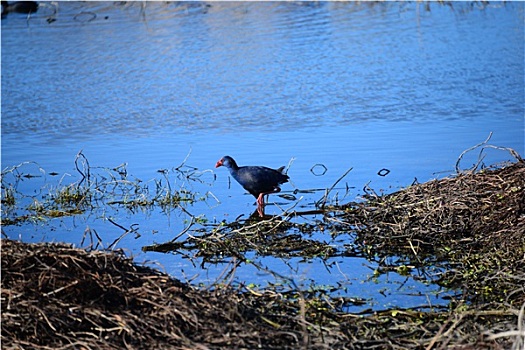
[257, 204, 265, 217]
[256, 194, 266, 217]
[257, 187, 281, 207]
[257, 193, 265, 207]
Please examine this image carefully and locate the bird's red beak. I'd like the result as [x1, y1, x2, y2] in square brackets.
[215, 159, 223, 168]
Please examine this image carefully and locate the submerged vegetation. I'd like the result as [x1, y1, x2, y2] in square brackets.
[1, 151, 215, 226]
[2, 142, 524, 349]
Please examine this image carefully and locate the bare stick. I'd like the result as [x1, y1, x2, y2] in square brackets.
[316, 167, 353, 209]
[43, 280, 79, 297]
[175, 147, 193, 171]
[75, 150, 91, 187]
[455, 132, 493, 173]
[455, 133, 523, 174]
[170, 216, 195, 242]
[107, 219, 139, 250]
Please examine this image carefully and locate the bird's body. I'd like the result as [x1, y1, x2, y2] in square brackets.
[1, 1, 39, 16]
[215, 156, 289, 208]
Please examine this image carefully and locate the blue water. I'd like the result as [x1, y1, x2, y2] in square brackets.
[2, 1, 523, 311]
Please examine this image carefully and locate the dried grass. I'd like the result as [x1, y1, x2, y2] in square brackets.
[340, 160, 525, 307]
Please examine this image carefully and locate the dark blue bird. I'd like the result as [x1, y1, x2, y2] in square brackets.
[1, 1, 38, 17]
[215, 156, 289, 208]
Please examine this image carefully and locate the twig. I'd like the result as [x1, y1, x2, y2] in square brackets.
[43, 280, 79, 297]
[407, 239, 422, 264]
[107, 219, 139, 250]
[175, 147, 193, 171]
[455, 132, 523, 173]
[170, 217, 195, 242]
[316, 167, 353, 209]
[32, 305, 57, 332]
[285, 157, 296, 175]
[74, 150, 91, 187]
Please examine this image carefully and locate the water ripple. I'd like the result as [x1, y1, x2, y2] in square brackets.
[1, 2, 523, 140]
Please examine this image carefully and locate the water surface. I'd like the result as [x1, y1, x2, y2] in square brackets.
[2, 1, 523, 311]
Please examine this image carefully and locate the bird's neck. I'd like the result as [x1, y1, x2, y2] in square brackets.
[228, 160, 239, 171]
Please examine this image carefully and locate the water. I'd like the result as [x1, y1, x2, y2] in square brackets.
[2, 1, 523, 312]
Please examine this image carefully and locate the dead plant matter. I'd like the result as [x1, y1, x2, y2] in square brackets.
[338, 160, 525, 306]
[2, 238, 522, 349]
[1, 239, 320, 349]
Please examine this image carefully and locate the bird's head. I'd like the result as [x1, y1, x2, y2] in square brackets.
[215, 155, 236, 169]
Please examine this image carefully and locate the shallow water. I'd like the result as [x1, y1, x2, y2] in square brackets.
[2, 1, 524, 311]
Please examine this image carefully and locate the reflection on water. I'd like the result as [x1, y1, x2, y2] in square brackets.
[1, 1, 523, 311]
[1, 2, 523, 138]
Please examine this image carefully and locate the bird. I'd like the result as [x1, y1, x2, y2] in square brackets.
[215, 155, 289, 210]
[1, 1, 38, 17]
